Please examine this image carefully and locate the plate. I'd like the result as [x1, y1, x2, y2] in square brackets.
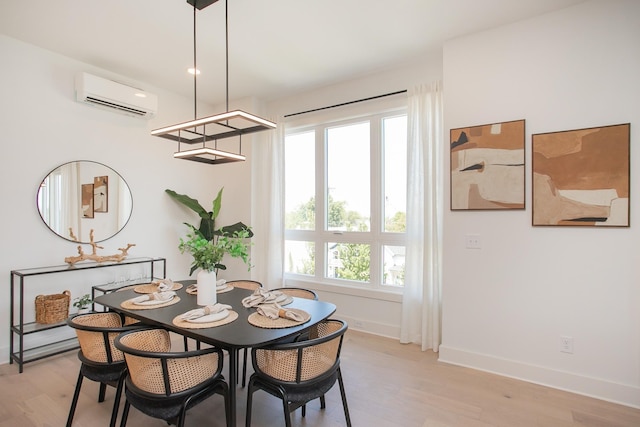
[185, 309, 229, 323]
[133, 296, 174, 306]
[217, 284, 228, 291]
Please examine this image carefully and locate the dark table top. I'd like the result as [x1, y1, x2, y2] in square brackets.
[93, 281, 337, 350]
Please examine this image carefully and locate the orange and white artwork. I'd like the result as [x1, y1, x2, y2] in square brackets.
[81, 183, 94, 218]
[450, 119, 525, 210]
[532, 123, 630, 227]
[93, 175, 108, 213]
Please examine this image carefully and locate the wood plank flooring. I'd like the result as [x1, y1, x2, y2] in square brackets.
[0, 329, 638, 426]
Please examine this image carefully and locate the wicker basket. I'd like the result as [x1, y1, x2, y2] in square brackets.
[35, 290, 71, 324]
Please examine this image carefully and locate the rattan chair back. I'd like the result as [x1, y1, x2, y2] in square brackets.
[247, 319, 351, 426]
[114, 328, 229, 426]
[68, 312, 126, 363]
[65, 312, 140, 427]
[253, 319, 343, 383]
[226, 279, 262, 290]
[116, 328, 223, 395]
[272, 287, 318, 300]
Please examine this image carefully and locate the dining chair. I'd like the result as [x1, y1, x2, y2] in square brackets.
[245, 319, 351, 427]
[66, 312, 140, 427]
[226, 279, 263, 387]
[271, 287, 318, 301]
[271, 287, 319, 342]
[114, 327, 229, 427]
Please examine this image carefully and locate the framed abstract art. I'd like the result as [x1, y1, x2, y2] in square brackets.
[532, 123, 630, 227]
[450, 119, 525, 210]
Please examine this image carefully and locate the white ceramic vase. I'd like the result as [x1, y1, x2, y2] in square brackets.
[196, 269, 217, 306]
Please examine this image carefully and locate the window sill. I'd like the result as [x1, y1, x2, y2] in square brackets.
[283, 276, 403, 303]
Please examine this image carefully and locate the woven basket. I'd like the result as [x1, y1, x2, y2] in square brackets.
[35, 290, 71, 324]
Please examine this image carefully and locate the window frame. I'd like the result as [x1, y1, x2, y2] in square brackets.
[283, 98, 407, 300]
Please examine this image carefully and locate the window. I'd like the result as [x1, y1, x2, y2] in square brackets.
[284, 108, 407, 292]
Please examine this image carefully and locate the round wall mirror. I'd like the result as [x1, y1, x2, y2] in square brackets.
[37, 160, 133, 243]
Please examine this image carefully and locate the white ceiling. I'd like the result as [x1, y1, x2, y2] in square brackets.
[0, 0, 585, 105]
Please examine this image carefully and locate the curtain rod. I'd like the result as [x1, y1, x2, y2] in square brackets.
[284, 89, 407, 118]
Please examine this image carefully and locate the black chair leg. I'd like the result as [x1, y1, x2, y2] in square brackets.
[320, 394, 326, 409]
[109, 376, 126, 427]
[119, 400, 130, 427]
[283, 398, 292, 427]
[66, 371, 84, 427]
[302, 404, 306, 417]
[98, 382, 107, 402]
[245, 382, 254, 427]
[338, 369, 352, 427]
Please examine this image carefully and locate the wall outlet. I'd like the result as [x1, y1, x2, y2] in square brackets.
[465, 234, 482, 249]
[560, 336, 574, 353]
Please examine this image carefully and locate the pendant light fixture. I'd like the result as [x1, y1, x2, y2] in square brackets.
[151, 0, 276, 164]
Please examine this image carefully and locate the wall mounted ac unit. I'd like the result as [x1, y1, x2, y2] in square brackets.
[75, 72, 158, 119]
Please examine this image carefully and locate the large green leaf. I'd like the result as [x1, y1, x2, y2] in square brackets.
[216, 221, 254, 238]
[211, 188, 223, 221]
[165, 189, 209, 220]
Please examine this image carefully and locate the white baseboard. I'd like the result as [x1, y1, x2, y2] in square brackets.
[338, 314, 400, 340]
[439, 345, 640, 409]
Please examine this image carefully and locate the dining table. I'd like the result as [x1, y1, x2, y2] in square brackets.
[92, 280, 337, 426]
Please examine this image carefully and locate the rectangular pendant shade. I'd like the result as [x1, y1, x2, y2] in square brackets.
[152, 109, 276, 144]
[173, 147, 246, 164]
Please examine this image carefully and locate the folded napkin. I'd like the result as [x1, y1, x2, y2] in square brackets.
[242, 289, 285, 308]
[153, 278, 175, 292]
[180, 303, 232, 320]
[131, 291, 176, 304]
[256, 303, 306, 322]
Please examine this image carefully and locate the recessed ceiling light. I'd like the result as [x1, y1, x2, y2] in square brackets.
[134, 93, 147, 98]
[187, 68, 201, 75]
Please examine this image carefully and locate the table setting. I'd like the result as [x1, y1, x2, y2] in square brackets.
[242, 289, 310, 328]
[120, 289, 181, 310]
[172, 302, 239, 329]
[133, 278, 183, 294]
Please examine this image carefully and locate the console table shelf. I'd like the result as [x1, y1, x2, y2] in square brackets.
[10, 256, 166, 372]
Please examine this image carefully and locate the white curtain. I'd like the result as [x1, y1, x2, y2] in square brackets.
[400, 81, 444, 352]
[251, 117, 285, 289]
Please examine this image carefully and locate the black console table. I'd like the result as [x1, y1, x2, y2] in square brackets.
[9, 257, 166, 372]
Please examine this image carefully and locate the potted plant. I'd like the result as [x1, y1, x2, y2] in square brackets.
[73, 294, 92, 314]
[167, 188, 253, 305]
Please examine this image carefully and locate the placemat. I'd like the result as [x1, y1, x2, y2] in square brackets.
[185, 284, 234, 295]
[134, 282, 183, 294]
[121, 296, 181, 310]
[172, 310, 238, 329]
[247, 309, 310, 329]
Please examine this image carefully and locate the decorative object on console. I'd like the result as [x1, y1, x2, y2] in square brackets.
[72, 294, 93, 313]
[166, 187, 253, 275]
[450, 119, 525, 210]
[150, 0, 276, 164]
[532, 123, 630, 227]
[35, 290, 70, 324]
[64, 229, 136, 265]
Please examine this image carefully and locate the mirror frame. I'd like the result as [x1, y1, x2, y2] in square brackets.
[36, 160, 133, 243]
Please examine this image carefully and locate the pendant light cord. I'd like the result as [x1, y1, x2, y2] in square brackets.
[193, 5, 198, 120]
[225, 0, 229, 113]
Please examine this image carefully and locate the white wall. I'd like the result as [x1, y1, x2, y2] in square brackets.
[0, 34, 253, 361]
[440, 0, 640, 408]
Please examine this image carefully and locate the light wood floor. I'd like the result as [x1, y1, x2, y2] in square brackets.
[1, 330, 639, 427]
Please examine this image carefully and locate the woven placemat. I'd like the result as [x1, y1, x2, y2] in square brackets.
[172, 310, 238, 329]
[247, 309, 310, 329]
[185, 284, 234, 295]
[133, 282, 183, 294]
[121, 296, 181, 310]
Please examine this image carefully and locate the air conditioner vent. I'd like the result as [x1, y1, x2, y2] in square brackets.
[75, 72, 157, 119]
